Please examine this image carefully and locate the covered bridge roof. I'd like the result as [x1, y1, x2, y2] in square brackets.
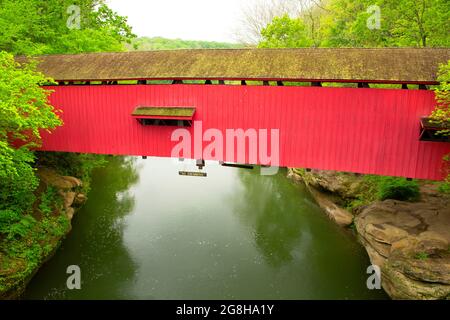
[18, 48, 450, 84]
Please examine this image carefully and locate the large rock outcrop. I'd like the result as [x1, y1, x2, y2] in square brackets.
[289, 168, 450, 300]
[288, 169, 355, 227]
[37, 168, 86, 220]
[355, 197, 450, 299]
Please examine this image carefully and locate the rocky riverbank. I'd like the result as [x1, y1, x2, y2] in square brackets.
[288, 168, 450, 300]
[0, 168, 86, 299]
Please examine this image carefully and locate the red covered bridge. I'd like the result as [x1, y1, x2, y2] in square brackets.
[22, 48, 450, 180]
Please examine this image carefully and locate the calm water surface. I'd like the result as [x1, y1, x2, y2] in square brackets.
[24, 157, 387, 299]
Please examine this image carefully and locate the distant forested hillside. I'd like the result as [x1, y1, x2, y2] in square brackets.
[128, 37, 244, 50]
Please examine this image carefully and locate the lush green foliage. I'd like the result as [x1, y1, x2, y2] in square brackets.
[430, 61, 450, 136]
[375, 177, 420, 201]
[0, 0, 135, 55]
[415, 252, 429, 260]
[129, 36, 242, 51]
[0, 207, 70, 295]
[257, 0, 449, 48]
[429, 61, 450, 192]
[0, 210, 21, 233]
[342, 175, 420, 211]
[321, 0, 449, 47]
[259, 14, 312, 48]
[0, 52, 60, 146]
[0, 51, 61, 220]
[39, 186, 60, 216]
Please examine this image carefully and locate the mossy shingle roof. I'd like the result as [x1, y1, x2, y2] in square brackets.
[17, 48, 450, 84]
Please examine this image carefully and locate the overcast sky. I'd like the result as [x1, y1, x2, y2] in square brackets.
[106, 0, 244, 43]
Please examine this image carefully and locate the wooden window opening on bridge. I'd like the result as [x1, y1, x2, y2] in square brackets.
[358, 82, 370, 88]
[132, 106, 196, 127]
[419, 117, 450, 143]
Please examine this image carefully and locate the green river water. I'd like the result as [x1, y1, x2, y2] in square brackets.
[24, 156, 387, 299]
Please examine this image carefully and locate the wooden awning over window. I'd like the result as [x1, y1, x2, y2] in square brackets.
[131, 106, 196, 120]
[419, 117, 450, 142]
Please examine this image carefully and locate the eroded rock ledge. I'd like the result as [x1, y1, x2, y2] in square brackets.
[37, 168, 87, 220]
[288, 168, 450, 300]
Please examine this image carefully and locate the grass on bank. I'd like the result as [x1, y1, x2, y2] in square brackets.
[293, 168, 422, 212]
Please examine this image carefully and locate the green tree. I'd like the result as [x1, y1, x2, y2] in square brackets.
[383, 0, 450, 47]
[0, 0, 135, 216]
[430, 61, 450, 136]
[319, 0, 449, 47]
[0, 0, 135, 55]
[258, 14, 313, 48]
[128, 37, 242, 51]
[429, 61, 450, 192]
[320, 0, 390, 47]
[0, 51, 62, 214]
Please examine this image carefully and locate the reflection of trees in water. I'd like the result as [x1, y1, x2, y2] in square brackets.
[71, 156, 140, 299]
[234, 168, 308, 268]
[25, 156, 140, 299]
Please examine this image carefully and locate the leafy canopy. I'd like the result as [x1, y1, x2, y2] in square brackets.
[256, 0, 449, 48]
[430, 61, 450, 136]
[0, 0, 135, 55]
[0, 52, 61, 145]
[259, 14, 312, 48]
[0, 0, 135, 223]
[429, 61, 450, 192]
[129, 37, 242, 51]
[0, 51, 61, 215]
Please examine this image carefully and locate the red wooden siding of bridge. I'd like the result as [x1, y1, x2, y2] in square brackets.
[40, 85, 450, 180]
